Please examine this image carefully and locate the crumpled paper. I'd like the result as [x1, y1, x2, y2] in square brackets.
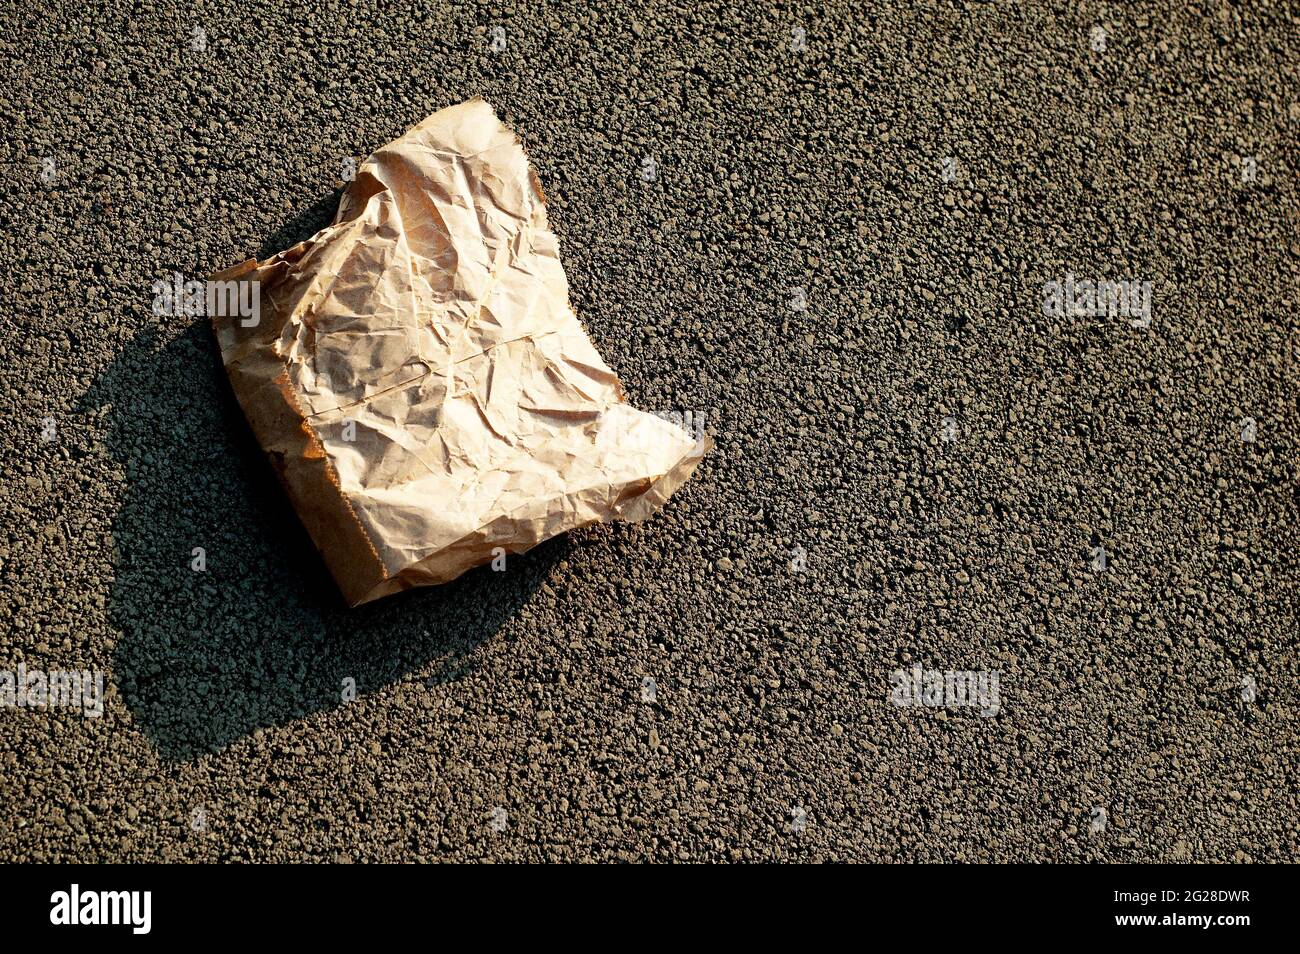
[210, 97, 709, 606]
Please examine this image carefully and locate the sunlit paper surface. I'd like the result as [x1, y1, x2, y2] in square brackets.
[210, 98, 709, 605]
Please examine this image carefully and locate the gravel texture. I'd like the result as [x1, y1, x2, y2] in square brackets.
[0, 1, 1296, 862]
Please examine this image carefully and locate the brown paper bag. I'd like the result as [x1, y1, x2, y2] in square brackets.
[209, 98, 709, 606]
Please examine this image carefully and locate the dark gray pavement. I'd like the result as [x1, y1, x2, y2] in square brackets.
[1, 1, 1296, 861]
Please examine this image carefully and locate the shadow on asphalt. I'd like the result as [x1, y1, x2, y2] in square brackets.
[256, 190, 342, 260]
[81, 318, 560, 761]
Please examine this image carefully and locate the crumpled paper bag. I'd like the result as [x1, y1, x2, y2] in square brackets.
[210, 98, 709, 606]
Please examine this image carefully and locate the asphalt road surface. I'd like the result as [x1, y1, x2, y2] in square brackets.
[1, 2, 1296, 861]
